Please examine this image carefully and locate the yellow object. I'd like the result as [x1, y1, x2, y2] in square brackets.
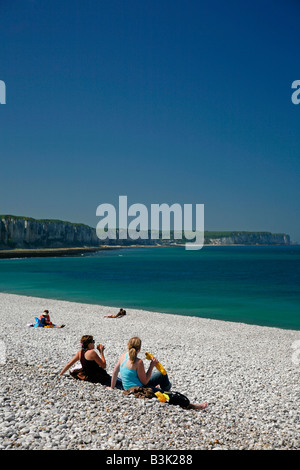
[155, 391, 169, 402]
[145, 352, 167, 375]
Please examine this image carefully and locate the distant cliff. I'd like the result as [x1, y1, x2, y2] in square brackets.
[0, 215, 99, 249]
[203, 231, 290, 246]
[0, 215, 290, 249]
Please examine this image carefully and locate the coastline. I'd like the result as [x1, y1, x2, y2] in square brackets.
[0, 243, 295, 259]
[0, 246, 121, 259]
[0, 292, 299, 450]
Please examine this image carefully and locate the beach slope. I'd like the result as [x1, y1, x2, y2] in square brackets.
[0, 293, 299, 450]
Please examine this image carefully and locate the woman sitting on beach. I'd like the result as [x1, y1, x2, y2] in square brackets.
[30, 310, 65, 328]
[59, 335, 123, 389]
[108, 337, 207, 410]
[41, 309, 51, 324]
[108, 337, 171, 391]
[39, 309, 65, 328]
[104, 308, 126, 319]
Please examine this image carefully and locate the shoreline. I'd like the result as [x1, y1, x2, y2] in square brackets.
[0, 243, 295, 259]
[1, 290, 299, 333]
[0, 292, 299, 450]
[0, 246, 122, 259]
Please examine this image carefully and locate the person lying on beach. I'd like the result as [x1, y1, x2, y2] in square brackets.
[58, 335, 123, 389]
[104, 308, 126, 318]
[107, 336, 207, 410]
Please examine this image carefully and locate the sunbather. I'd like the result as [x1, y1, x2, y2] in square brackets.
[104, 308, 126, 318]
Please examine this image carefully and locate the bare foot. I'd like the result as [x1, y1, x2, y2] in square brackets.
[188, 401, 207, 410]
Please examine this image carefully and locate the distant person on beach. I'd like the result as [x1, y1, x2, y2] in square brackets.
[28, 310, 65, 328]
[59, 335, 123, 389]
[40, 309, 65, 328]
[107, 336, 207, 410]
[41, 309, 51, 324]
[104, 308, 127, 318]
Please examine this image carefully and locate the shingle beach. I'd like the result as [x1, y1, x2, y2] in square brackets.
[0, 292, 299, 450]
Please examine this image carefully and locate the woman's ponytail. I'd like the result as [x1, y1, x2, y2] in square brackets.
[127, 337, 141, 363]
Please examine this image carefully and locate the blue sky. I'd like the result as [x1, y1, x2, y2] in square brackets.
[0, 0, 300, 241]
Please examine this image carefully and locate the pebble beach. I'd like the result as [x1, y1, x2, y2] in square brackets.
[0, 292, 299, 451]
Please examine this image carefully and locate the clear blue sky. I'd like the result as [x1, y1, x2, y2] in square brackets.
[0, 0, 300, 241]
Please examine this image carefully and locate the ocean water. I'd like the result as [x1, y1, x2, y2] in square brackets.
[0, 245, 299, 330]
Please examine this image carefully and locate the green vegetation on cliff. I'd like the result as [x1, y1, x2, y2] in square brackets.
[0, 214, 90, 228]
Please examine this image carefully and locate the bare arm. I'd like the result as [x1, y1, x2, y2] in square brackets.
[108, 359, 121, 389]
[59, 351, 80, 376]
[136, 357, 158, 385]
[91, 345, 106, 369]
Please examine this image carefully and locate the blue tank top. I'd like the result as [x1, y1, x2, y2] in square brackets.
[120, 352, 143, 390]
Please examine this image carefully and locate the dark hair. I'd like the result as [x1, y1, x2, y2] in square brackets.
[81, 335, 94, 350]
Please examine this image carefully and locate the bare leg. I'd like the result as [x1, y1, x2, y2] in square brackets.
[186, 401, 207, 410]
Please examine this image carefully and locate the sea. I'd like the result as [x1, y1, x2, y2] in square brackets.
[0, 245, 299, 331]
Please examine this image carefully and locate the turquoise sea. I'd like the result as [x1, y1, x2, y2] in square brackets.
[0, 245, 299, 330]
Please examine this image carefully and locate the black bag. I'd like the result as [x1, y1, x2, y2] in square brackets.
[167, 391, 190, 408]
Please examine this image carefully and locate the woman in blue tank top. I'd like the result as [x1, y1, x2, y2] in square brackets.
[108, 337, 171, 392]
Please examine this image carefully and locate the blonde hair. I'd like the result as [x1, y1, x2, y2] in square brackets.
[127, 337, 141, 363]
